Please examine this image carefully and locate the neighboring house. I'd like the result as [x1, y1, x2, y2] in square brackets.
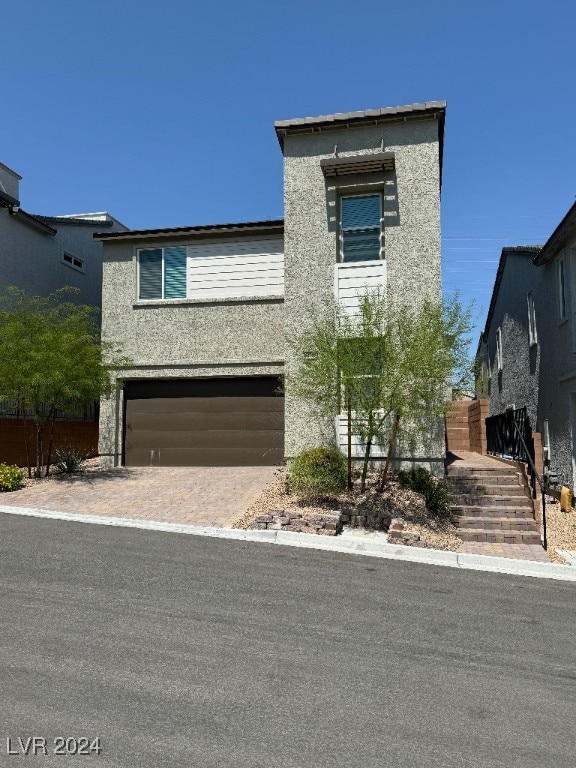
[477, 201, 576, 491]
[0, 161, 127, 307]
[97, 101, 446, 468]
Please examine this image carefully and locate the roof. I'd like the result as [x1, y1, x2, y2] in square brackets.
[0, 161, 22, 181]
[533, 201, 576, 266]
[275, 99, 445, 143]
[477, 245, 543, 357]
[32, 214, 115, 228]
[94, 219, 284, 242]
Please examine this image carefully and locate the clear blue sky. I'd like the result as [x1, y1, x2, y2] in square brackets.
[3, 0, 576, 345]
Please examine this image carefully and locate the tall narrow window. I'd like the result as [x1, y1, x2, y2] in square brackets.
[527, 292, 537, 346]
[496, 327, 503, 372]
[138, 247, 187, 300]
[340, 194, 381, 262]
[559, 256, 567, 320]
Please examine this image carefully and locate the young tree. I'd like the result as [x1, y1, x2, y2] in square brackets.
[0, 287, 128, 478]
[287, 290, 472, 492]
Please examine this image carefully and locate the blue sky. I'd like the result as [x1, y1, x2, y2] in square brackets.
[3, 0, 576, 344]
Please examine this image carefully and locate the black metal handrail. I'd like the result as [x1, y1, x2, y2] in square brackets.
[510, 418, 547, 551]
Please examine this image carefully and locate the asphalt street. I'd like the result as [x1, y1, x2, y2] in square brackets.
[0, 514, 575, 768]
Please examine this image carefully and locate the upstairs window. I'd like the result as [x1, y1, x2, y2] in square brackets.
[138, 247, 187, 300]
[527, 292, 537, 346]
[495, 327, 503, 372]
[62, 252, 84, 271]
[340, 194, 381, 263]
[558, 256, 567, 321]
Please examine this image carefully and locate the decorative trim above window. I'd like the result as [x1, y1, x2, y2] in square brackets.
[339, 193, 382, 263]
[321, 152, 395, 178]
[138, 246, 187, 300]
[62, 252, 84, 271]
[527, 291, 537, 346]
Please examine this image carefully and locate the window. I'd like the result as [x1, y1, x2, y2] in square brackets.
[527, 292, 537, 346]
[559, 256, 567, 320]
[62, 252, 84, 271]
[495, 327, 503, 372]
[340, 194, 381, 262]
[138, 247, 187, 300]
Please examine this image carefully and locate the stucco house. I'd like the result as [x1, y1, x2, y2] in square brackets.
[476, 201, 576, 492]
[97, 101, 446, 468]
[0, 161, 126, 307]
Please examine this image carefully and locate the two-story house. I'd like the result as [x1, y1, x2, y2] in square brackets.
[97, 101, 446, 468]
[477, 201, 576, 492]
[0, 161, 126, 307]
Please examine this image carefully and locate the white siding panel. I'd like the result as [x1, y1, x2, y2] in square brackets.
[336, 415, 387, 458]
[187, 237, 284, 299]
[335, 261, 386, 315]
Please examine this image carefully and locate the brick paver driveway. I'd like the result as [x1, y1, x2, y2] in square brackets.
[0, 466, 280, 527]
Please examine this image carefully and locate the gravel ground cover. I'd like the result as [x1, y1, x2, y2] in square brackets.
[543, 495, 576, 563]
[234, 468, 461, 549]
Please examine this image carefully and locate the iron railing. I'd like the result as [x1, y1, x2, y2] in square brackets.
[0, 400, 99, 422]
[486, 407, 547, 550]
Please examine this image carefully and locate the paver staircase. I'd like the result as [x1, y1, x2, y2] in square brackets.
[446, 464, 541, 545]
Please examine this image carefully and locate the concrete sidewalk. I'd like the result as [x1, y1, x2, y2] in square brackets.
[1, 503, 575, 583]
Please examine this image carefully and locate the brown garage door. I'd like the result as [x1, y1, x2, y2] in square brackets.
[123, 377, 284, 466]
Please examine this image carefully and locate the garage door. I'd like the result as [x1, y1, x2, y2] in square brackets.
[123, 377, 284, 466]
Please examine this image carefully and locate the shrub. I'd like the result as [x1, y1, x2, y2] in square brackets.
[54, 446, 89, 475]
[397, 467, 452, 518]
[0, 463, 25, 492]
[288, 447, 347, 501]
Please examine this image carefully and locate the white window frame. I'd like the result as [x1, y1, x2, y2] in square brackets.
[527, 291, 537, 346]
[558, 256, 567, 321]
[62, 252, 84, 272]
[339, 193, 383, 264]
[495, 327, 503, 372]
[137, 247, 187, 301]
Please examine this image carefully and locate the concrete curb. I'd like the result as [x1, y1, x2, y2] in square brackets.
[1, 504, 575, 582]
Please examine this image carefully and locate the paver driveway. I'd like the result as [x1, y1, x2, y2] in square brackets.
[0, 466, 280, 527]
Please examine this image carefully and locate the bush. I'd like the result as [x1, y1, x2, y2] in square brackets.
[54, 446, 89, 475]
[288, 447, 347, 501]
[397, 467, 452, 518]
[0, 463, 25, 492]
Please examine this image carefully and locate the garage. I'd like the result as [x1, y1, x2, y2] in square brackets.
[123, 377, 284, 467]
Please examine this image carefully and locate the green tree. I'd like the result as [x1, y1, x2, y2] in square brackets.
[287, 290, 472, 492]
[0, 287, 128, 478]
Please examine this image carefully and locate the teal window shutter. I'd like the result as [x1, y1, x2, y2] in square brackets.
[164, 247, 187, 298]
[139, 249, 162, 299]
[341, 194, 381, 262]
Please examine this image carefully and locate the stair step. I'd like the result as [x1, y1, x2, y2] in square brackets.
[447, 484, 525, 496]
[450, 495, 531, 508]
[457, 528, 541, 544]
[447, 468, 518, 478]
[457, 516, 538, 531]
[451, 506, 534, 518]
[448, 476, 519, 487]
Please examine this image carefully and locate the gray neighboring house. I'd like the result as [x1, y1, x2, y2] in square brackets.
[97, 101, 446, 468]
[0, 161, 127, 307]
[477, 201, 576, 492]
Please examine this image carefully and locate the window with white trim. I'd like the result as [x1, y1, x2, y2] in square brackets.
[339, 194, 382, 262]
[527, 291, 537, 346]
[558, 256, 567, 321]
[62, 252, 84, 271]
[495, 327, 503, 372]
[138, 247, 187, 300]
